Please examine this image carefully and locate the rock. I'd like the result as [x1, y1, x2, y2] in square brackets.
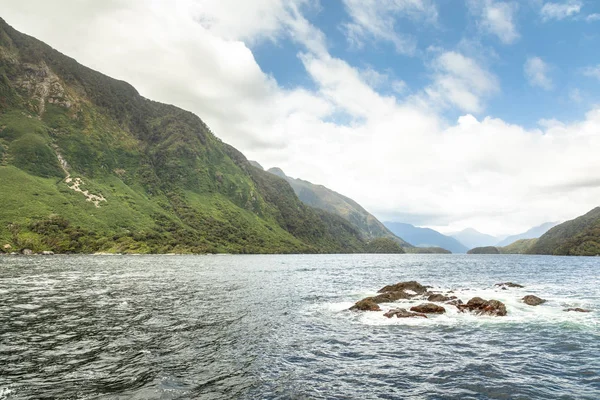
[41, 251, 55, 255]
[563, 308, 592, 313]
[3, 244, 11, 250]
[22, 249, 34, 255]
[457, 297, 507, 316]
[427, 293, 457, 302]
[495, 282, 524, 288]
[410, 303, 446, 314]
[371, 291, 412, 303]
[447, 299, 463, 306]
[378, 281, 427, 296]
[384, 308, 427, 319]
[349, 298, 381, 311]
[522, 295, 546, 306]
[10, 252, 18, 255]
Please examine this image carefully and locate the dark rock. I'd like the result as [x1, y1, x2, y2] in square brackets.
[371, 291, 412, 303]
[22, 249, 34, 255]
[427, 293, 457, 302]
[378, 281, 427, 295]
[350, 298, 381, 311]
[563, 308, 592, 313]
[410, 303, 446, 314]
[447, 299, 463, 306]
[495, 282, 524, 288]
[457, 297, 507, 316]
[522, 295, 546, 306]
[384, 308, 427, 319]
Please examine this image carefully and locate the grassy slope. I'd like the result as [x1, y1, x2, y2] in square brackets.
[0, 17, 387, 254]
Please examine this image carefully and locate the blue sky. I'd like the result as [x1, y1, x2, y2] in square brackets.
[3, 0, 600, 235]
[251, 0, 600, 128]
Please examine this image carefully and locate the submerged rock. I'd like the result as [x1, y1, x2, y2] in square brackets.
[410, 303, 446, 314]
[427, 293, 457, 302]
[349, 298, 381, 312]
[563, 308, 592, 313]
[457, 297, 507, 316]
[378, 281, 427, 295]
[384, 308, 427, 319]
[495, 282, 524, 288]
[522, 295, 546, 306]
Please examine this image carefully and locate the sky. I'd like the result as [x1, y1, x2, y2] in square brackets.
[2, 0, 600, 236]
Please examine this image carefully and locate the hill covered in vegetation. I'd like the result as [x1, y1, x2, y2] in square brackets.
[0, 18, 402, 255]
[528, 207, 600, 256]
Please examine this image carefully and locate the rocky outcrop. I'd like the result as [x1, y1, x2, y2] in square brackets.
[495, 282, 524, 288]
[522, 295, 546, 306]
[563, 308, 592, 313]
[384, 308, 427, 319]
[410, 303, 446, 314]
[378, 281, 427, 295]
[427, 293, 457, 302]
[350, 298, 381, 312]
[457, 297, 507, 316]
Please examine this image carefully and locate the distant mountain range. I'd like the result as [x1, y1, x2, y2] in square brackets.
[450, 228, 500, 250]
[495, 222, 559, 247]
[384, 222, 469, 253]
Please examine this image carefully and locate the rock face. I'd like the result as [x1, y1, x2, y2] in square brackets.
[564, 308, 592, 313]
[378, 281, 427, 295]
[522, 295, 546, 306]
[350, 298, 381, 312]
[410, 303, 446, 314]
[384, 308, 427, 319]
[457, 297, 507, 316]
[495, 282, 524, 288]
[427, 293, 456, 302]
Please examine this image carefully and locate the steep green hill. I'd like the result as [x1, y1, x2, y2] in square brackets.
[528, 207, 600, 256]
[0, 18, 387, 254]
[266, 167, 411, 246]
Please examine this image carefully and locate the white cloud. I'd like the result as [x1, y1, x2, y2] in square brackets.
[540, 1, 582, 21]
[341, 0, 438, 55]
[524, 57, 553, 90]
[582, 65, 600, 80]
[424, 51, 500, 113]
[2, 0, 600, 236]
[587, 13, 600, 22]
[468, 0, 520, 44]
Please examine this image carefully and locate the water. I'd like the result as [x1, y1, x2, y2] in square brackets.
[0, 254, 598, 399]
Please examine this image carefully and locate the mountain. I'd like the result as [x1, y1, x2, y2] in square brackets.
[495, 222, 559, 247]
[384, 222, 468, 253]
[265, 167, 411, 246]
[499, 239, 538, 254]
[528, 207, 600, 256]
[0, 18, 403, 255]
[450, 228, 499, 250]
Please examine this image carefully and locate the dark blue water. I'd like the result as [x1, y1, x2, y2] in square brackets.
[0, 254, 598, 399]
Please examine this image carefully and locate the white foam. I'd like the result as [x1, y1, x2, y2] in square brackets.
[0, 388, 13, 400]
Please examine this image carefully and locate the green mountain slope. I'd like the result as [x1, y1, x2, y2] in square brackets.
[528, 207, 600, 256]
[0, 17, 396, 254]
[498, 239, 538, 254]
[266, 167, 411, 246]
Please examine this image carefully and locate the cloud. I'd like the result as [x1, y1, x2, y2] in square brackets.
[424, 51, 500, 113]
[341, 0, 438, 54]
[587, 13, 600, 22]
[582, 65, 600, 80]
[540, 1, 582, 21]
[468, 0, 520, 44]
[524, 57, 553, 90]
[2, 0, 600, 236]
